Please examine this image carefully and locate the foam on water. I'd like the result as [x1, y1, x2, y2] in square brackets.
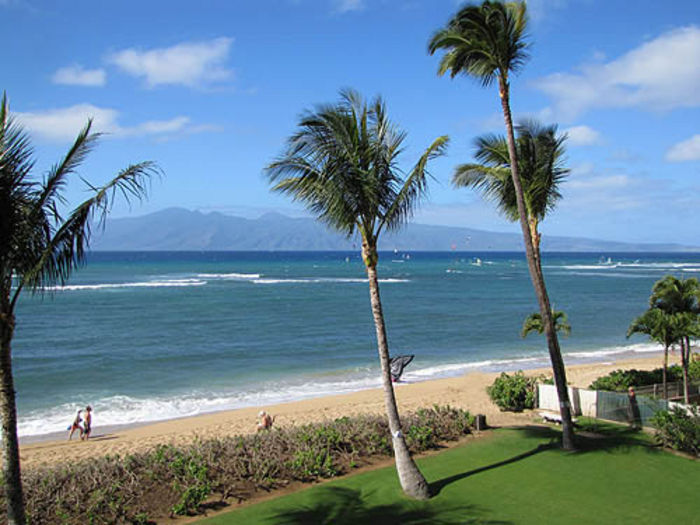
[252, 277, 409, 285]
[46, 279, 207, 291]
[551, 271, 656, 279]
[564, 342, 661, 358]
[552, 262, 700, 271]
[196, 272, 261, 279]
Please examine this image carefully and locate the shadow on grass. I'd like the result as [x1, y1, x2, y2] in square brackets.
[431, 424, 660, 495]
[521, 420, 659, 455]
[430, 439, 555, 496]
[512, 422, 657, 452]
[262, 486, 511, 525]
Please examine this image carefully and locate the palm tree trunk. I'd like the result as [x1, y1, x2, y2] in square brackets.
[662, 345, 668, 400]
[682, 336, 690, 404]
[529, 218, 541, 271]
[498, 77, 575, 450]
[0, 310, 26, 525]
[363, 241, 430, 500]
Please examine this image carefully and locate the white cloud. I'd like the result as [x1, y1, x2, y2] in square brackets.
[333, 0, 364, 13]
[52, 65, 106, 87]
[562, 164, 651, 212]
[15, 104, 119, 141]
[563, 125, 601, 146]
[526, 0, 570, 22]
[535, 26, 700, 119]
[109, 37, 233, 88]
[666, 134, 700, 162]
[14, 104, 213, 142]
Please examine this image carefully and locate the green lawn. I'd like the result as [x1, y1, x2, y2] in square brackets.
[197, 422, 699, 524]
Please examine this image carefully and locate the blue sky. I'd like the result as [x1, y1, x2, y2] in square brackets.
[4, 0, 699, 245]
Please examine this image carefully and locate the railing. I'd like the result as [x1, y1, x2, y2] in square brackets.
[633, 381, 700, 401]
[537, 384, 694, 428]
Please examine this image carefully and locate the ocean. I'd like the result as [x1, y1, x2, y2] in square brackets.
[13, 251, 700, 439]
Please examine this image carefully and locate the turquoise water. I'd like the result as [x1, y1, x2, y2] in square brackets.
[13, 251, 700, 437]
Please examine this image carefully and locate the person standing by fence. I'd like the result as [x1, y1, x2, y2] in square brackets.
[627, 387, 642, 430]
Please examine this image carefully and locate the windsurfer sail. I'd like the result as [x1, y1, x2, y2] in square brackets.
[389, 354, 414, 382]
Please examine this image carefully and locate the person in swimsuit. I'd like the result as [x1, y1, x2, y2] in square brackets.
[257, 410, 274, 431]
[82, 405, 92, 440]
[68, 410, 83, 441]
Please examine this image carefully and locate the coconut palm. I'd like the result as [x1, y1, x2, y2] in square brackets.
[453, 120, 568, 270]
[649, 275, 700, 402]
[627, 308, 682, 400]
[0, 93, 158, 524]
[428, 1, 576, 449]
[522, 309, 570, 338]
[266, 89, 448, 499]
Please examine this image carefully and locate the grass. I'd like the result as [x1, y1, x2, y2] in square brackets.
[196, 421, 699, 525]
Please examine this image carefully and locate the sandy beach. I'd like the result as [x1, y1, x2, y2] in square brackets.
[19, 353, 678, 470]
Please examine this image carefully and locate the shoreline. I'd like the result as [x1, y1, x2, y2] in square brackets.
[17, 343, 664, 443]
[19, 352, 678, 470]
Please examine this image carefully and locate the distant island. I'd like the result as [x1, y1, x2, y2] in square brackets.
[91, 207, 699, 252]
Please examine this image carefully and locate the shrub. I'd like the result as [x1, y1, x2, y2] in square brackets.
[689, 357, 700, 380]
[589, 366, 686, 392]
[487, 371, 538, 412]
[650, 405, 700, 457]
[1, 405, 473, 524]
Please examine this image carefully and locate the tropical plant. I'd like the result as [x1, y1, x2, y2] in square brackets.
[627, 308, 684, 399]
[649, 275, 700, 402]
[453, 120, 569, 270]
[651, 405, 700, 456]
[521, 309, 570, 338]
[266, 89, 448, 499]
[486, 370, 538, 412]
[589, 367, 682, 392]
[2, 406, 473, 523]
[0, 93, 158, 525]
[428, 0, 576, 449]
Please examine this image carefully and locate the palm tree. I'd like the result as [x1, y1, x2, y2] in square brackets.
[0, 93, 158, 524]
[266, 89, 448, 499]
[627, 309, 681, 400]
[453, 120, 568, 271]
[522, 309, 570, 338]
[649, 275, 700, 402]
[428, 1, 576, 449]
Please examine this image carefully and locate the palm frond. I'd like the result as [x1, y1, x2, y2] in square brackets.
[36, 120, 100, 224]
[428, 1, 530, 85]
[521, 309, 570, 338]
[649, 275, 700, 315]
[380, 135, 449, 234]
[1, 93, 41, 292]
[21, 162, 159, 295]
[265, 90, 447, 246]
[455, 119, 569, 225]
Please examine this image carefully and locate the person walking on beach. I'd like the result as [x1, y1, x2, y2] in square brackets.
[257, 410, 274, 431]
[68, 410, 83, 440]
[82, 405, 93, 440]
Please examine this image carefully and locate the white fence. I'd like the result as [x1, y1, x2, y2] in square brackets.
[537, 384, 597, 417]
[537, 384, 690, 426]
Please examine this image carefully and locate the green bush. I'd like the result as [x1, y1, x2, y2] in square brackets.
[650, 405, 700, 456]
[2, 405, 473, 524]
[689, 357, 700, 380]
[589, 366, 686, 392]
[486, 371, 538, 412]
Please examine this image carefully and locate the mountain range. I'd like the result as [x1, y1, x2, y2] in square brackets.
[90, 208, 698, 252]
